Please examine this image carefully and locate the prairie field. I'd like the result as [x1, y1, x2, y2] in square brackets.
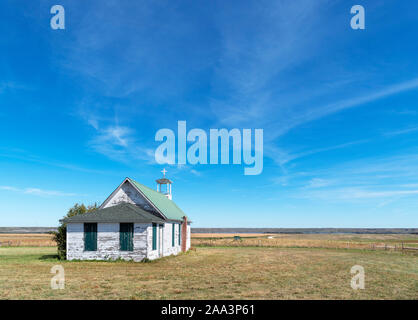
[192, 233, 418, 250]
[0, 233, 56, 247]
[2, 232, 418, 249]
[0, 233, 417, 299]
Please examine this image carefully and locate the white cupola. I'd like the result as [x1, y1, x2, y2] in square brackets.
[156, 168, 172, 200]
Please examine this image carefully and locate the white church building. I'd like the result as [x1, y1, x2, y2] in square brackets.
[63, 171, 191, 261]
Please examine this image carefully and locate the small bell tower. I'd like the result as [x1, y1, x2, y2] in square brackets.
[156, 168, 172, 200]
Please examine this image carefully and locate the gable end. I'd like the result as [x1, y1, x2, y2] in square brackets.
[100, 178, 167, 220]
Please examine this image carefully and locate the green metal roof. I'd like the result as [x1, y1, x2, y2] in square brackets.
[128, 178, 187, 221]
[62, 203, 165, 224]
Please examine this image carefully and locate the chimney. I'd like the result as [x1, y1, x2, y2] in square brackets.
[181, 216, 188, 252]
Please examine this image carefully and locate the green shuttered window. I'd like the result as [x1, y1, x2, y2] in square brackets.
[152, 223, 157, 250]
[84, 223, 97, 251]
[178, 223, 181, 246]
[172, 224, 175, 247]
[120, 223, 134, 251]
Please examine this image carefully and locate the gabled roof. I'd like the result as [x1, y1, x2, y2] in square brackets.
[62, 203, 165, 224]
[128, 178, 186, 221]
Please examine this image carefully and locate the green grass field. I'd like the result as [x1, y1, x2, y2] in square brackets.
[0, 246, 417, 299]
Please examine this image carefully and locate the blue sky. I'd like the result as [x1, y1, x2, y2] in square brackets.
[1, 0, 418, 227]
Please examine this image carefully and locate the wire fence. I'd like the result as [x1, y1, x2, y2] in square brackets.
[192, 238, 418, 254]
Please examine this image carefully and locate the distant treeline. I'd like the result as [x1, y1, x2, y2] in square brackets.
[0, 227, 57, 234]
[192, 228, 418, 234]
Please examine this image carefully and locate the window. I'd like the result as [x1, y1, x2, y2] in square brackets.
[152, 223, 157, 251]
[178, 223, 181, 246]
[172, 224, 175, 247]
[120, 223, 134, 251]
[84, 223, 97, 251]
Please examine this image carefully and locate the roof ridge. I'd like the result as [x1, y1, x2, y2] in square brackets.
[127, 177, 187, 221]
[128, 178, 166, 198]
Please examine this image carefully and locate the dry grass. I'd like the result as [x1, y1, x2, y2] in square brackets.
[192, 233, 277, 238]
[0, 234, 56, 247]
[0, 246, 417, 299]
[3, 232, 417, 250]
[0, 233, 418, 249]
[192, 233, 418, 250]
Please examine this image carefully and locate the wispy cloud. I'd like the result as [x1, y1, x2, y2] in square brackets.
[0, 186, 19, 192]
[306, 178, 333, 189]
[280, 151, 418, 205]
[350, 189, 418, 199]
[90, 125, 132, 152]
[0, 148, 112, 175]
[394, 109, 418, 116]
[86, 118, 155, 165]
[203, 0, 418, 170]
[301, 187, 418, 201]
[263, 78, 418, 167]
[267, 78, 418, 141]
[210, 0, 329, 128]
[0, 186, 78, 197]
[163, 164, 203, 179]
[47, 0, 418, 178]
[268, 139, 370, 166]
[385, 126, 418, 137]
[189, 169, 201, 176]
[0, 81, 30, 94]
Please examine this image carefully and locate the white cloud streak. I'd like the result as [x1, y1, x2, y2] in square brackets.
[87, 121, 156, 165]
[385, 126, 418, 137]
[0, 186, 77, 197]
[301, 187, 418, 201]
[268, 139, 370, 166]
[270, 78, 418, 139]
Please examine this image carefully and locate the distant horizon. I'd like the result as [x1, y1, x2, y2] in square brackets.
[1, 227, 417, 235]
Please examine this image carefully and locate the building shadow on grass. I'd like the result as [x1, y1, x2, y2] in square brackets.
[39, 254, 59, 261]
